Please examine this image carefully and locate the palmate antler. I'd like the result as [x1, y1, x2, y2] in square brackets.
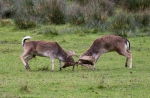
[79, 56, 95, 65]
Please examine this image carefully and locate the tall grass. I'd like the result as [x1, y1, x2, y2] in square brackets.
[0, 0, 149, 36]
[123, 0, 150, 12]
[0, 0, 14, 18]
[7, 0, 66, 29]
[64, 2, 84, 25]
[1, 0, 115, 28]
[83, 0, 115, 27]
[111, 10, 150, 37]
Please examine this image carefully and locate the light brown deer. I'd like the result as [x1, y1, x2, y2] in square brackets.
[79, 35, 132, 70]
[20, 36, 77, 71]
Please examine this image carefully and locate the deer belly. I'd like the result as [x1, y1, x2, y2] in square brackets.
[37, 52, 50, 57]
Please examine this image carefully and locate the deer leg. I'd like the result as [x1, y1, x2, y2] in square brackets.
[92, 53, 101, 70]
[59, 60, 62, 71]
[92, 62, 96, 70]
[72, 65, 75, 71]
[49, 55, 55, 72]
[128, 53, 132, 68]
[24, 55, 34, 69]
[117, 50, 132, 68]
[20, 50, 32, 70]
[125, 58, 128, 67]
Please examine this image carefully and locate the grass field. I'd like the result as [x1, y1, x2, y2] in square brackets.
[0, 24, 150, 98]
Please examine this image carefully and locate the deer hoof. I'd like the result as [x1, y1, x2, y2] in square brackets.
[52, 70, 55, 72]
[25, 66, 30, 70]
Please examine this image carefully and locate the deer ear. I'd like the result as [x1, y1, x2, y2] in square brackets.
[67, 50, 78, 57]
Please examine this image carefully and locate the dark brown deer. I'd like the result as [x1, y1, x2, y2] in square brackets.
[79, 35, 132, 70]
[20, 36, 77, 71]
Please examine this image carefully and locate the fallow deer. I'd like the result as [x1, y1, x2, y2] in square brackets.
[20, 36, 77, 71]
[79, 35, 132, 70]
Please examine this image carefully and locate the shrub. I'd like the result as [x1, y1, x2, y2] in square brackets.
[134, 10, 150, 27]
[0, 19, 12, 27]
[46, 0, 65, 24]
[11, 0, 66, 29]
[12, 0, 37, 29]
[0, 18, 3, 27]
[73, 0, 90, 5]
[38, 27, 58, 37]
[14, 16, 37, 29]
[83, 0, 115, 27]
[111, 0, 122, 4]
[122, 0, 150, 12]
[111, 10, 150, 37]
[64, 2, 84, 25]
[33, 0, 66, 24]
[110, 13, 134, 37]
[0, 0, 15, 19]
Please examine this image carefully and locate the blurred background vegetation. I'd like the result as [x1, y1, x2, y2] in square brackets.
[0, 0, 150, 37]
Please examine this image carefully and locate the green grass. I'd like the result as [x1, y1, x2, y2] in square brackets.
[0, 24, 150, 98]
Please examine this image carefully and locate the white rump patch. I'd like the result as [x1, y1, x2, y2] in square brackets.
[125, 41, 130, 51]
